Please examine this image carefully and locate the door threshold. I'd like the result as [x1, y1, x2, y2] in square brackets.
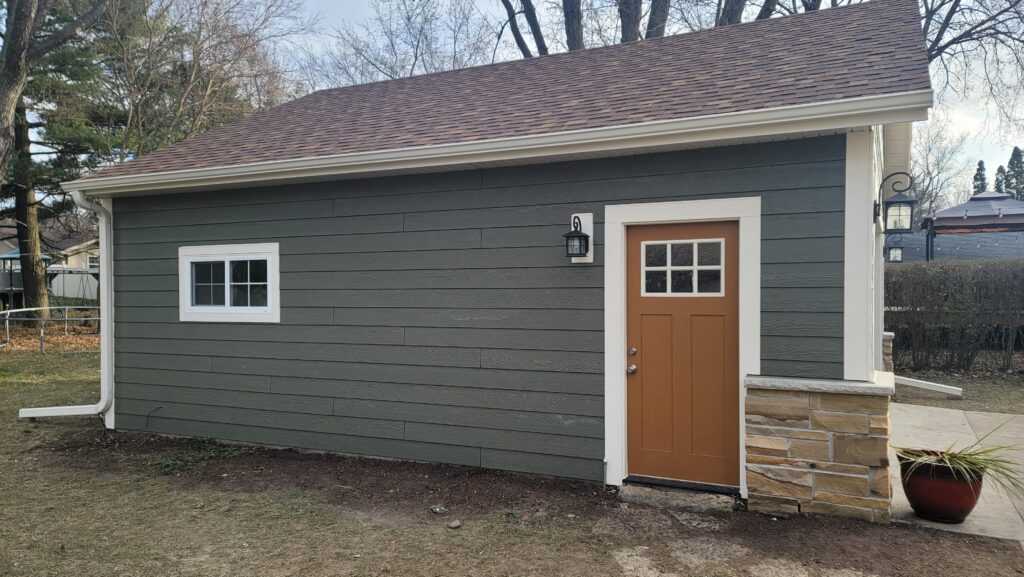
[625, 475, 740, 496]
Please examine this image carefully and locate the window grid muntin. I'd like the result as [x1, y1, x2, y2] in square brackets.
[229, 259, 269, 307]
[641, 238, 725, 297]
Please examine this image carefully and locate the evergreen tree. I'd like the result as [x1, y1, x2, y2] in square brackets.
[995, 165, 1007, 193]
[1007, 146, 1024, 200]
[973, 160, 988, 194]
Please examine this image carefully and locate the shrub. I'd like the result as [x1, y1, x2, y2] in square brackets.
[885, 260, 1024, 372]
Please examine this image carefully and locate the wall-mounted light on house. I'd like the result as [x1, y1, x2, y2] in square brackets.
[564, 213, 593, 263]
[876, 171, 915, 234]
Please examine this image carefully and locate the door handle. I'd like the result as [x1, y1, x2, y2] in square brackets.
[626, 364, 638, 375]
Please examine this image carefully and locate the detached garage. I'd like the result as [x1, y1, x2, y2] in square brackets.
[23, 0, 932, 521]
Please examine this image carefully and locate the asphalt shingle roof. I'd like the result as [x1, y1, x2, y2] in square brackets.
[87, 0, 930, 180]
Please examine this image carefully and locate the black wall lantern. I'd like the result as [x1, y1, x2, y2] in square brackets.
[876, 171, 915, 234]
[563, 213, 593, 263]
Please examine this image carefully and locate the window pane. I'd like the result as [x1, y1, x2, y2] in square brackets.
[210, 284, 225, 305]
[211, 262, 225, 283]
[671, 243, 693, 266]
[698, 242, 721, 266]
[671, 270, 693, 293]
[698, 270, 721, 293]
[250, 284, 268, 307]
[231, 285, 249, 307]
[645, 244, 667, 267]
[193, 284, 211, 306]
[193, 261, 212, 283]
[231, 260, 249, 283]
[645, 271, 667, 293]
[249, 259, 268, 283]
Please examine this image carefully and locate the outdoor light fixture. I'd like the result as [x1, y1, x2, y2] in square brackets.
[877, 171, 915, 234]
[564, 213, 593, 263]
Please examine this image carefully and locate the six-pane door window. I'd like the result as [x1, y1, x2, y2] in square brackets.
[641, 239, 724, 296]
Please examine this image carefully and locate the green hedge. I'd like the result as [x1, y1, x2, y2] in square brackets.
[885, 260, 1024, 372]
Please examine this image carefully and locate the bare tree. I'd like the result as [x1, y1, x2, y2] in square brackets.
[617, 0, 642, 41]
[911, 114, 972, 223]
[1, 0, 108, 316]
[646, 0, 671, 37]
[563, 0, 584, 49]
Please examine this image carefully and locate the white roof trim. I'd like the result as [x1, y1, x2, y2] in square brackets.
[68, 89, 933, 198]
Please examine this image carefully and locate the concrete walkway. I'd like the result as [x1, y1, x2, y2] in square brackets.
[890, 403, 1024, 541]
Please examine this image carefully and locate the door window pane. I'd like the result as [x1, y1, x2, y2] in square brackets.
[671, 243, 693, 266]
[698, 270, 721, 293]
[645, 271, 667, 293]
[671, 270, 693, 293]
[698, 242, 721, 266]
[645, 244, 667, 267]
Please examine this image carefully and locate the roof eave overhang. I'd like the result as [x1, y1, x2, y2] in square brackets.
[67, 88, 933, 198]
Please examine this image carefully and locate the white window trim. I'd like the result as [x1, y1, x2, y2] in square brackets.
[604, 197, 760, 497]
[640, 238, 726, 297]
[178, 243, 281, 323]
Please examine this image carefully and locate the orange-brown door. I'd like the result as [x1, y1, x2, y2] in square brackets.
[626, 221, 739, 487]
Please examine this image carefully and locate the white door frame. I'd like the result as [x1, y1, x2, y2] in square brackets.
[603, 197, 762, 497]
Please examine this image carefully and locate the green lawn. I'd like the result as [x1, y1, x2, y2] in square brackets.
[1, 350, 1022, 577]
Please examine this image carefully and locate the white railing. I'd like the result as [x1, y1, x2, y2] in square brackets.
[1, 306, 100, 351]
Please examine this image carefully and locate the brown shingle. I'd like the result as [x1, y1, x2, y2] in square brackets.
[87, 0, 930, 180]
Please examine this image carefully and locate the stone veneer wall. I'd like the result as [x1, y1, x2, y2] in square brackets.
[745, 388, 891, 522]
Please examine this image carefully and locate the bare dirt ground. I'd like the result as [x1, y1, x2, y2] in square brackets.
[3, 351, 1023, 577]
[895, 369, 1024, 414]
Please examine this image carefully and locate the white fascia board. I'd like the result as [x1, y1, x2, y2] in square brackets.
[67, 89, 933, 198]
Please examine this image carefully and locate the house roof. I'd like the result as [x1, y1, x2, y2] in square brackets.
[886, 230, 1024, 262]
[931, 191, 1024, 232]
[72, 0, 931, 194]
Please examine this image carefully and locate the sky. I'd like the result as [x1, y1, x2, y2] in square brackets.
[302, 0, 1024, 193]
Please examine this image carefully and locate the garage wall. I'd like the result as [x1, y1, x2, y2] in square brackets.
[111, 135, 846, 481]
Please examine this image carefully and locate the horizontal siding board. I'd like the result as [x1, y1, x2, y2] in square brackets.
[117, 338, 481, 368]
[762, 288, 843, 313]
[405, 422, 603, 459]
[762, 360, 845, 380]
[332, 308, 603, 331]
[404, 327, 602, 352]
[117, 367, 271, 392]
[115, 306, 337, 325]
[481, 349, 603, 373]
[761, 188, 844, 214]
[115, 199, 336, 229]
[480, 448, 603, 481]
[282, 288, 604, 309]
[762, 336, 842, 363]
[330, 398, 603, 438]
[762, 312, 843, 337]
[116, 323, 405, 345]
[762, 238, 843, 264]
[761, 263, 843, 288]
[117, 399, 405, 440]
[116, 414, 484, 467]
[279, 247, 602, 272]
[119, 382, 333, 415]
[281, 267, 604, 290]
[269, 376, 602, 416]
[763, 212, 843, 239]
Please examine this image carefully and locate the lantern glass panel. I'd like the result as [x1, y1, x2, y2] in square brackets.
[886, 203, 912, 231]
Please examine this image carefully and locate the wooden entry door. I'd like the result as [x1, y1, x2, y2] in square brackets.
[626, 221, 740, 487]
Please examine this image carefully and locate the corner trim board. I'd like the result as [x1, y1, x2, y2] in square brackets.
[603, 196, 761, 497]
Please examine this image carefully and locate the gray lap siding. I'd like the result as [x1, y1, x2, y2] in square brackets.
[112, 135, 846, 481]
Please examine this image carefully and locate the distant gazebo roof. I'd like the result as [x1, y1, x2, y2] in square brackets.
[930, 191, 1024, 233]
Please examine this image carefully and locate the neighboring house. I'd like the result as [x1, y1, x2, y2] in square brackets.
[30, 0, 932, 521]
[885, 231, 1024, 263]
[0, 217, 99, 308]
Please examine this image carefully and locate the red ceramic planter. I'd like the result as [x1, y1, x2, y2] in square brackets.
[899, 455, 983, 524]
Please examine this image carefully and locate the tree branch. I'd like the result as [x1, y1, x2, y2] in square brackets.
[499, 0, 533, 58]
[520, 0, 548, 55]
[28, 0, 108, 60]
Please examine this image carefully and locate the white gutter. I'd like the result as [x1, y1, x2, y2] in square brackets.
[19, 191, 114, 428]
[67, 89, 933, 198]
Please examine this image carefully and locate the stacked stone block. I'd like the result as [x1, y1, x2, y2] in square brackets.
[745, 387, 891, 522]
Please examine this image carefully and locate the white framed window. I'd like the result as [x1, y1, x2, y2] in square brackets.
[178, 243, 280, 323]
[888, 247, 903, 263]
[641, 238, 725, 297]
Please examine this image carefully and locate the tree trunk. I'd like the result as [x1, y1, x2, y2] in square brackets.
[717, 0, 747, 25]
[617, 0, 642, 43]
[520, 0, 548, 55]
[13, 103, 50, 320]
[500, 0, 534, 58]
[646, 0, 671, 38]
[756, 0, 778, 20]
[563, 0, 584, 50]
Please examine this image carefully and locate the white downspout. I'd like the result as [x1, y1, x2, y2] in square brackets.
[19, 190, 114, 428]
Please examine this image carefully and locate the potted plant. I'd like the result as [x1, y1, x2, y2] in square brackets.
[896, 429, 1023, 524]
